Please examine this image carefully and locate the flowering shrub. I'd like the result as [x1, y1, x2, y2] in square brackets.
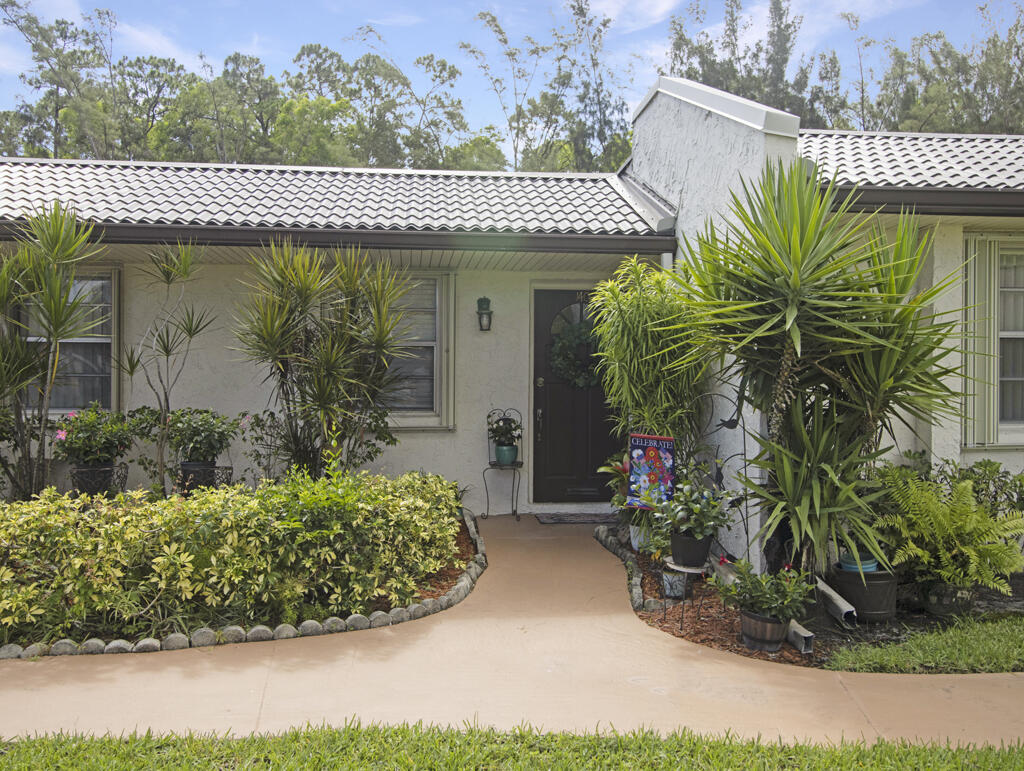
[711, 559, 814, 621]
[487, 414, 522, 446]
[51, 403, 134, 465]
[0, 469, 462, 645]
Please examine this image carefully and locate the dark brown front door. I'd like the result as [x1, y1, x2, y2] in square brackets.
[533, 289, 618, 503]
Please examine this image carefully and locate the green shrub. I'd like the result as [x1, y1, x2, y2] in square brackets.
[0, 470, 461, 645]
[877, 466, 1024, 594]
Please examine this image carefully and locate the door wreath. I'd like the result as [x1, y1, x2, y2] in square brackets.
[549, 320, 601, 388]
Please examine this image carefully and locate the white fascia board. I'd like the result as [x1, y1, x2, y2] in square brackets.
[633, 77, 801, 138]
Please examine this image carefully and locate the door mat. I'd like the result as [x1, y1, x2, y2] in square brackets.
[535, 512, 620, 525]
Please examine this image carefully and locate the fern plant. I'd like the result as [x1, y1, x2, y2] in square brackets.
[877, 467, 1024, 595]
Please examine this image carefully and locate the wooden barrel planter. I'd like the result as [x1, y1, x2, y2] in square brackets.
[739, 610, 787, 652]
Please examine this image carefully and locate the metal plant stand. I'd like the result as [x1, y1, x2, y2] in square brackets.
[481, 408, 523, 520]
[662, 558, 708, 631]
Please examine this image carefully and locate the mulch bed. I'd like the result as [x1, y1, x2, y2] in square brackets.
[629, 535, 1024, 668]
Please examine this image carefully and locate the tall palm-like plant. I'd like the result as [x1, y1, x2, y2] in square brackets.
[0, 203, 102, 499]
[119, 242, 214, 496]
[591, 257, 709, 458]
[235, 240, 409, 476]
[668, 160, 962, 572]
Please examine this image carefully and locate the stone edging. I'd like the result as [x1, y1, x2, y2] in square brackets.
[0, 509, 487, 661]
[594, 525, 644, 611]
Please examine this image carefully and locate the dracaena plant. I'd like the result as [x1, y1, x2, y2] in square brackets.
[119, 242, 214, 496]
[234, 240, 410, 477]
[0, 203, 102, 500]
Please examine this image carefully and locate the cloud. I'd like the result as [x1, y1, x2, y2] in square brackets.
[591, 0, 683, 34]
[0, 37, 30, 76]
[118, 23, 203, 70]
[30, 0, 82, 22]
[366, 12, 424, 27]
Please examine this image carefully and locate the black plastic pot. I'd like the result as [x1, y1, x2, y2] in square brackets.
[739, 610, 787, 652]
[670, 532, 712, 567]
[829, 567, 898, 623]
[179, 461, 217, 494]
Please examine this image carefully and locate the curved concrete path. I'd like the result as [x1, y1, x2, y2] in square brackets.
[1, 515, 1022, 743]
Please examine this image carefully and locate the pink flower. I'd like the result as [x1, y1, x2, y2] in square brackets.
[55, 430, 67, 441]
[67, 412, 76, 419]
[718, 555, 729, 565]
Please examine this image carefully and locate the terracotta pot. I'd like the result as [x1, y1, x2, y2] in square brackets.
[739, 610, 787, 652]
[670, 532, 712, 567]
[830, 567, 898, 622]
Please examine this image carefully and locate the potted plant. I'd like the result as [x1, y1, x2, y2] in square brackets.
[168, 408, 241, 492]
[877, 466, 1024, 616]
[711, 560, 815, 651]
[487, 413, 522, 466]
[656, 472, 733, 567]
[52, 403, 134, 496]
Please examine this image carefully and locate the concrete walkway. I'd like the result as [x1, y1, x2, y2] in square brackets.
[1, 516, 1022, 744]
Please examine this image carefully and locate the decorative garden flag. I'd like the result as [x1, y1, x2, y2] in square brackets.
[627, 433, 675, 509]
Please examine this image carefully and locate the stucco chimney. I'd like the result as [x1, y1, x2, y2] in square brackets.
[625, 77, 800, 247]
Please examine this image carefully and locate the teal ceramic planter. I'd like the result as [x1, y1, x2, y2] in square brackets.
[495, 444, 518, 466]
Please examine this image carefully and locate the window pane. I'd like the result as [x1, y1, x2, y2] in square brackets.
[999, 250, 1024, 289]
[1000, 379, 1024, 422]
[396, 311, 437, 342]
[1001, 339, 1024, 378]
[403, 279, 438, 310]
[389, 347, 435, 411]
[49, 342, 112, 409]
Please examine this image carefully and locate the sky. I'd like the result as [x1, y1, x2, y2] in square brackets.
[0, 0, 999, 133]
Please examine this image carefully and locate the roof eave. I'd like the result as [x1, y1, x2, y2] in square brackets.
[835, 186, 1024, 216]
[0, 221, 677, 256]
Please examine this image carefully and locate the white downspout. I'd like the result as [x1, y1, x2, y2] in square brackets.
[660, 251, 674, 270]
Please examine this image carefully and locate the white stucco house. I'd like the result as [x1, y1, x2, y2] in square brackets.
[2, 76, 1023, 549]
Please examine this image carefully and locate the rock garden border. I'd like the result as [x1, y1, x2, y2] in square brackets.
[0, 509, 487, 662]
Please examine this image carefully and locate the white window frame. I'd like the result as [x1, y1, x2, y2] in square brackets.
[389, 271, 455, 430]
[23, 266, 120, 415]
[963, 234, 1024, 446]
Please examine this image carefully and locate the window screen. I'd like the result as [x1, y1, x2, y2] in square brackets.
[999, 248, 1024, 422]
[25, 275, 113, 410]
[390, 278, 438, 412]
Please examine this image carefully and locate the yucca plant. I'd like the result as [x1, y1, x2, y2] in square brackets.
[666, 160, 963, 572]
[235, 240, 410, 476]
[877, 466, 1024, 594]
[590, 257, 709, 459]
[0, 203, 102, 499]
[745, 398, 889, 573]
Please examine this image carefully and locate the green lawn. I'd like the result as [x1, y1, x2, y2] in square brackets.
[1, 724, 1021, 770]
[826, 614, 1024, 674]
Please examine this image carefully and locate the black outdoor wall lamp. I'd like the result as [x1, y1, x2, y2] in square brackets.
[477, 297, 493, 331]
